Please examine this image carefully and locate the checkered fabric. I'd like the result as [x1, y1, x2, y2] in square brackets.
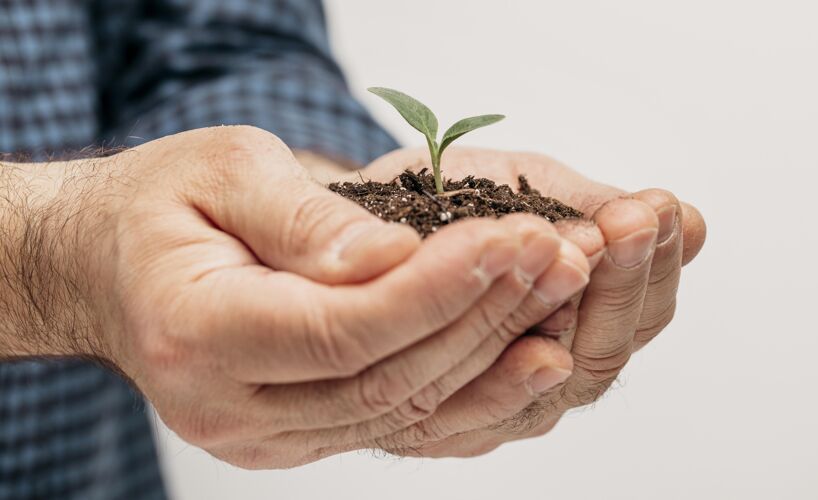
[0, 1, 398, 498]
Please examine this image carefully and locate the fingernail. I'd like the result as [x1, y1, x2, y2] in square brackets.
[534, 258, 589, 306]
[516, 234, 559, 283]
[656, 205, 677, 244]
[528, 367, 572, 394]
[478, 240, 521, 279]
[607, 228, 658, 268]
[335, 222, 401, 261]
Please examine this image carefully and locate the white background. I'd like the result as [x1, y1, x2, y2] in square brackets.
[154, 1, 818, 498]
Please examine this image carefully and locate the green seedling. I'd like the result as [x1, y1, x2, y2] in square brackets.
[368, 87, 504, 194]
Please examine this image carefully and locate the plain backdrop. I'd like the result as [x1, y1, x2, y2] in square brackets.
[153, 1, 818, 498]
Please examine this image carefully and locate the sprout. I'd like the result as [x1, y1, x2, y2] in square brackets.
[368, 87, 505, 194]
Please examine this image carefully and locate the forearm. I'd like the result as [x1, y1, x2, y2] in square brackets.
[0, 159, 103, 358]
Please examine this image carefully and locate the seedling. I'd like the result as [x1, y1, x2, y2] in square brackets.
[368, 87, 504, 195]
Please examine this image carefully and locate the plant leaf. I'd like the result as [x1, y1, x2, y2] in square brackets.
[368, 87, 438, 142]
[439, 114, 505, 155]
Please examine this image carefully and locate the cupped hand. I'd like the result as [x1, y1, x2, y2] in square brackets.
[336, 146, 706, 457]
[77, 127, 591, 468]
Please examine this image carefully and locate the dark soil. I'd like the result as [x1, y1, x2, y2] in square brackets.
[328, 169, 583, 238]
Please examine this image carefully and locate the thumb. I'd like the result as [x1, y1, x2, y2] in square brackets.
[261, 176, 421, 284]
[190, 127, 420, 284]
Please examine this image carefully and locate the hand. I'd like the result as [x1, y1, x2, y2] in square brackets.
[335, 146, 706, 456]
[0, 127, 590, 468]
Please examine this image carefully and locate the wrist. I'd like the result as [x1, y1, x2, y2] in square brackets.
[0, 158, 108, 358]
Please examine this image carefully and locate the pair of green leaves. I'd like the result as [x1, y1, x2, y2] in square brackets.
[368, 87, 504, 194]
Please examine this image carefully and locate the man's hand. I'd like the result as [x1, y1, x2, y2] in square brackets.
[0, 127, 591, 468]
[333, 146, 706, 457]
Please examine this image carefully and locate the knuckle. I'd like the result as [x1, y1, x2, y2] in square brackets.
[466, 289, 525, 345]
[410, 381, 446, 416]
[211, 125, 286, 158]
[355, 366, 416, 419]
[203, 126, 275, 171]
[536, 302, 578, 336]
[406, 417, 448, 446]
[572, 346, 631, 384]
[195, 126, 292, 192]
[491, 399, 549, 435]
[493, 322, 519, 344]
[370, 382, 449, 446]
[500, 303, 543, 338]
[283, 190, 341, 257]
[472, 299, 503, 338]
[562, 369, 621, 408]
[387, 415, 448, 451]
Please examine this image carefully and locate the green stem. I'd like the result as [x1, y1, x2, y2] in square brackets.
[428, 139, 444, 194]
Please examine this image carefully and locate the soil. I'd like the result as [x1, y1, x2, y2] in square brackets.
[328, 169, 583, 238]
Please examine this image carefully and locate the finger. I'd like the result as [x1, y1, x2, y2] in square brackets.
[554, 218, 605, 271]
[419, 409, 564, 458]
[343, 222, 588, 444]
[244, 217, 560, 432]
[182, 257, 536, 449]
[204, 217, 568, 458]
[189, 217, 523, 384]
[681, 202, 706, 266]
[187, 126, 421, 284]
[401, 411, 563, 459]
[340, 235, 587, 451]
[549, 198, 658, 411]
[379, 335, 572, 456]
[630, 189, 684, 349]
[396, 196, 694, 456]
[533, 301, 579, 342]
[520, 154, 704, 266]
[543, 219, 605, 350]
[227, 336, 573, 467]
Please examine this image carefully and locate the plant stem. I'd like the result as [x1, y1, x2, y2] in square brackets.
[428, 138, 444, 194]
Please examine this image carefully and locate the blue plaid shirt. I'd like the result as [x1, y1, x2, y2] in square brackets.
[0, 1, 398, 498]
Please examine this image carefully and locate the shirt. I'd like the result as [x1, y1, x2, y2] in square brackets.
[0, 1, 398, 498]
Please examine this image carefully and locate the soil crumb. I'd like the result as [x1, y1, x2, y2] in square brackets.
[328, 169, 583, 238]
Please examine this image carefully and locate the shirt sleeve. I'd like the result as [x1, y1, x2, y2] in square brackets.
[94, 0, 399, 166]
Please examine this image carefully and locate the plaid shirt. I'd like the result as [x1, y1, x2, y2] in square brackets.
[0, 1, 398, 498]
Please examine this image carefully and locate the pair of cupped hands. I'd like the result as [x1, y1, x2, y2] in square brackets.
[82, 126, 704, 469]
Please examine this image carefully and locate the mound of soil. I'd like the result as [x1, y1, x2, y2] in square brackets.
[328, 169, 583, 238]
